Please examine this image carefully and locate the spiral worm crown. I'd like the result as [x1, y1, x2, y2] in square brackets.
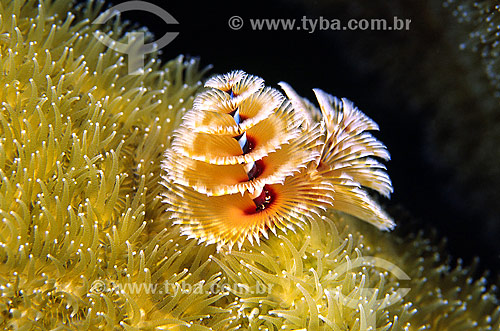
[161, 71, 394, 249]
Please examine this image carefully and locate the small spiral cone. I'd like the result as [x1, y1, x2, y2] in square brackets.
[162, 71, 394, 250]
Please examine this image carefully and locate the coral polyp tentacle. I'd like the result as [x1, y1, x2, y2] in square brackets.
[161, 71, 394, 249]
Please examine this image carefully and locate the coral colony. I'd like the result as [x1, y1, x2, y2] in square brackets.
[0, 0, 498, 330]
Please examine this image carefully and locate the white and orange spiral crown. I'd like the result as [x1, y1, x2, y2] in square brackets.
[161, 71, 394, 250]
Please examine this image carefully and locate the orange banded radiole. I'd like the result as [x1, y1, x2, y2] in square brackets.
[161, 71, 394, 250]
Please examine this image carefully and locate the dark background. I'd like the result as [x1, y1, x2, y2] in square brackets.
[99, 0, 500, 279]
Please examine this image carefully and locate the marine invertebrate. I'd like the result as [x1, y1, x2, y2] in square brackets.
[161, 71, 393, 249]
[0, 0, 498, 330]
[0, 0, 225, 328]
[206, 212, 500, 330]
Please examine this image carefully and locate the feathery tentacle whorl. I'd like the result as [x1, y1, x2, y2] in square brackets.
[162, 71, 394, 249]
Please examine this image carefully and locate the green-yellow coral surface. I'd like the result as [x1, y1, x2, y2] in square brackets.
[0, 0, 498, 330]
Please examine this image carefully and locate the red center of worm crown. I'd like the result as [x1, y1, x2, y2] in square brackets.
[227, 88, 273, 213]
[237, 136, 274, 213]
[244, 185, 276, 214]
